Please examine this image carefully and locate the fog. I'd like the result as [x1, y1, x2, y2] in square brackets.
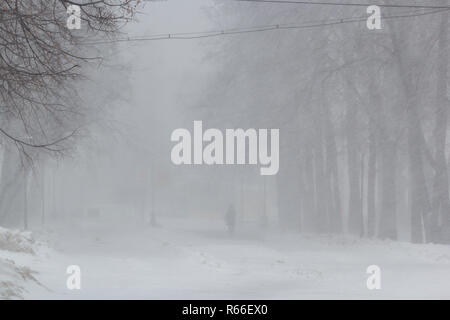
[1, 0, 450, 299]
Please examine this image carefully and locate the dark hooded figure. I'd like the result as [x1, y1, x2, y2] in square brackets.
[225, 204, 236, 236]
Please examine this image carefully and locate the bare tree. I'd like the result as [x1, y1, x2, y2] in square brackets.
[0, 0, 140, 225]
[0, 0, 139, 158]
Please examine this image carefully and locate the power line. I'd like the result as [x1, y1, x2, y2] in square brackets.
[80, 7, 450, 45]
[236, 0, 450, 9]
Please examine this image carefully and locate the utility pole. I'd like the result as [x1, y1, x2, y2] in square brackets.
[23, 136, 32, 230]
[23, 170, 28, 230]
[150, 156, 157, 226]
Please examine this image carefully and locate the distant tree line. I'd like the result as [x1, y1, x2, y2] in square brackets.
[205, 1, 450, 243]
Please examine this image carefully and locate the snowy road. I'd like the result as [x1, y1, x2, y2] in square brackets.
[3, 218, 450, 299]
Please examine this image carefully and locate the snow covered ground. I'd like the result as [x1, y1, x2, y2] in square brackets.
[1, 217, 450, 299]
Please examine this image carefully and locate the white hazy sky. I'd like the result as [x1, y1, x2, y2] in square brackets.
[116, 0, 219, 141]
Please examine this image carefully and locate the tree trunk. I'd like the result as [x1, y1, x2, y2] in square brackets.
[388, 24, 431, 243]
[429, 11, 450, 243]
[408, 107, 430, 243]
[313, 102, 328, 232]
[324, 99, 342, 233]
[379, 140, 397, 240]
[0, 146, 25, 226]
[346, 103, 362, 235]
[367, 117, 377, 238]
[303, 149, 316, 232]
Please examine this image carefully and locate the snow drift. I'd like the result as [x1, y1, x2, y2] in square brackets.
[0, 227, 41, 299]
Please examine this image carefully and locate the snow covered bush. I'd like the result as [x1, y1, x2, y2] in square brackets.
[0, 227, 35, 254]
